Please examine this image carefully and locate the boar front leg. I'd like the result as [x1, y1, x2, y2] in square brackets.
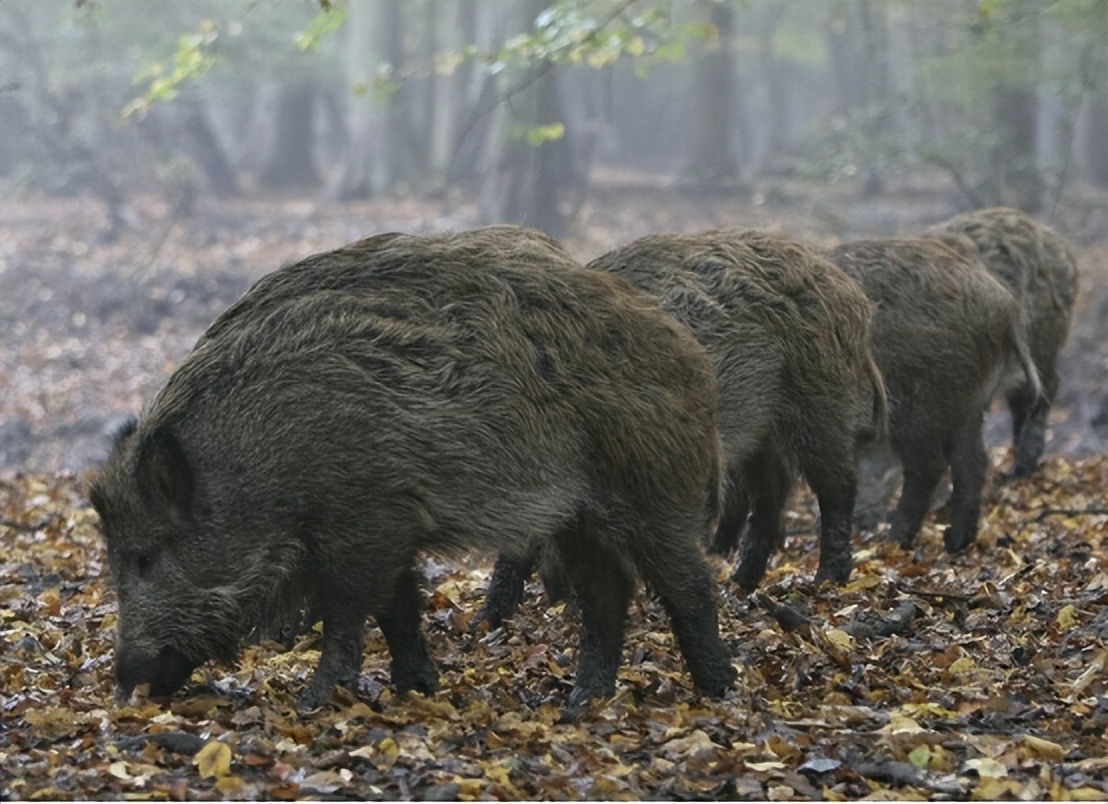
[300, 606, 367, 709]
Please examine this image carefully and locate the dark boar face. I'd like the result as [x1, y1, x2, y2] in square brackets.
[90, 420, 248, 702]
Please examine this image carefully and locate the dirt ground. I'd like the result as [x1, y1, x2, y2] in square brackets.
[0, 171, 1104, 476]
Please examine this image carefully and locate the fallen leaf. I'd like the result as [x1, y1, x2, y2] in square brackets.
[193, 740, 232, 779]
[1019, 734, 1066, 762]
[963, 756, 1008, 779]
[1056, 604, 1078, 630]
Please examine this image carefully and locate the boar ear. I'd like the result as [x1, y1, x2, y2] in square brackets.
[137, 425, 195, 520]
[109, 415, 139, 447]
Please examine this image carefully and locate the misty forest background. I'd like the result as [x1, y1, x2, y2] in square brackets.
[0, 0, 1105, 474]
[0, 0, 1106, 475]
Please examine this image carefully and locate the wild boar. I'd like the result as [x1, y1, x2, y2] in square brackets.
[828, 237, 1041, 552]
[479, 229, 885, 620]
[89, 225, 736, 713]
[928, 207, 1078, 475]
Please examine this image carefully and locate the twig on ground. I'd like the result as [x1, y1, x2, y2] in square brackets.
[852, 760, 967, 796]
[754, 592, 811, 634]
[1033, 507, 1108, 523]
[842, 601, 921, 639]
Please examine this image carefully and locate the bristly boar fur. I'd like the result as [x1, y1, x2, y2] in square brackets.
[479, 230, 885, 618]
[927, 207, 1078, 476]
[827, 236, 1042, 553]
[89, 225, 736, 713]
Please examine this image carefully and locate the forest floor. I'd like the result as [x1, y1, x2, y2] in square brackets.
[1, 173, 1106, 800]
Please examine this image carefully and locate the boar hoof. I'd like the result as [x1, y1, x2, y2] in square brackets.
[693, 663, 737, 699]
[942, 526, 975, 554]
[393, 664, 439, 698]
[298, 686, 328, 711]
[300, 671, 359, 710]
[730, 562, 765, 593]
[814, 560, 851, 586]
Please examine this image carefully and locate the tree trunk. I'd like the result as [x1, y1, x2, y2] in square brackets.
[378, 1, 428, 193]
[328, 0, 379, 200]
[476, 0, 583, 238]
[1085, 85, 1108, 187]
[179, 99, 239, 197]
[857, 0, 890, 196]
[259, 82, 320, 190]
[991, 0, 1042, 212]
[681, 0, 740, 191]
[756, 2, 791, 174]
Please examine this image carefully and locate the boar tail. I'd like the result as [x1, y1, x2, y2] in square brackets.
[866, 352, 889, 443]
[1009, 316, 1044, 407]
[704, 433, 728, 545]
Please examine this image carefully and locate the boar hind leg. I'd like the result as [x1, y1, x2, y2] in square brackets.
[888, 445, 946, 549]
[300, 605, 368, 709]
[731, 445, 791, 592]
[555, 516, 633, 712]
[635, 535, 736, 699]
[805, 458, 858, 586]
[475, 550, 538, 630]
[708, 466, 750, 557]
[1009, 371, 1054, 477]
[943, 412, 987, 553]
[375, 566, 438, 696]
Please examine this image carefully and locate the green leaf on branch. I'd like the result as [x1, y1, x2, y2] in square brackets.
[124, 23, 220, 119]
[526, 122, 566, 146]
[294, 4, 348, 52]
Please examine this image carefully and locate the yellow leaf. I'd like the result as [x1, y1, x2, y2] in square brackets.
[843, 575, 881, 593]
[745, 760, 788, 772]
[1019, 734, 1066, 762]
[948, 656, 976, 675]
[927, 745, 956, 772]
[193, 740, 232, 779]
[972, 777, 1021, 800]
[908, 744, 932, 769]
[879, 713, 924, 734]
[109, 760, 133, 780]
[1069, 788, 1108, 801]
[215, 776, 244, 795]
[825, 628, 854, 651]
[964, 756, 1008, 779]
[902, 702, 959, 719]
[1057, 604, 1078, 630]
[457, 778, 484, 798]
[376, 737, 400, 769]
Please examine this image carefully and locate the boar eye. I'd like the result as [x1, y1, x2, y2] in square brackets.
[125, 549, 157, 577]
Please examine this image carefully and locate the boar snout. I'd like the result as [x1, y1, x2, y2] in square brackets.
[114, 643, 198, 702]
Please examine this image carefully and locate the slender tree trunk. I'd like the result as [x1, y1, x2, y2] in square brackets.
[477, 0, 582, 238]
[681, 0, 740, 190]
[260, 82, 320, 190]
[756, 2, 791, 173]
[329, 0, 379, 200]
[378, 0, 429, 193]
[857, 0, 890, 196]
[179, 99, 239, 197]
[1085, 86, 1108, 186]
[991, 0, 1042, 212]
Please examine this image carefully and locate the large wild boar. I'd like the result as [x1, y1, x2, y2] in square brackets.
[828, 237, 1042, 553]
[89, 226, 736, 713]
[480, 230, 885, 622]
[928, 207, 1078, 476]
